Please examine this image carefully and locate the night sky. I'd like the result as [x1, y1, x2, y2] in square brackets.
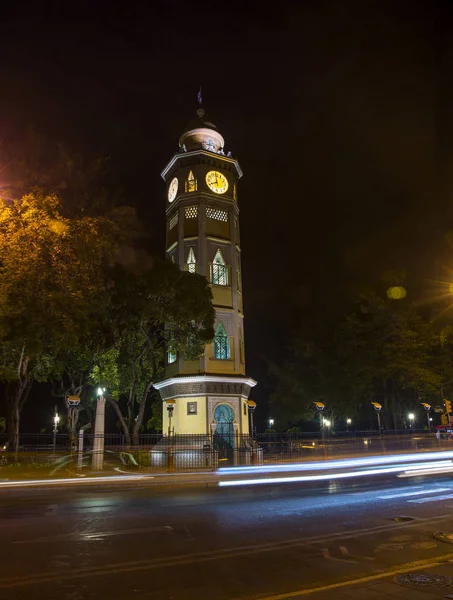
[1, 0, 453, 429]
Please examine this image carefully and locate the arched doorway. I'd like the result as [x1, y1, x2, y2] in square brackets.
[213, 403, 235, 463]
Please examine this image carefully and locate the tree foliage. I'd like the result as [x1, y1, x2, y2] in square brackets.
[90, 260, 214, 444]
[0, 191, 127, 448]
[269, 294, 451, 431]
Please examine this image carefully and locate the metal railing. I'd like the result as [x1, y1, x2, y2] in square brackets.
[0, 430, 449, 473]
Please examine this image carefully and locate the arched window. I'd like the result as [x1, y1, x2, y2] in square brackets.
[185, 170, 197, 192]
[211, 249, 228, 286]
[214, 322, 230, 359]
[187, 248, 196, 273]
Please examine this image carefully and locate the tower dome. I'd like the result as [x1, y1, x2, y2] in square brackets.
[179, 108, 225, 153]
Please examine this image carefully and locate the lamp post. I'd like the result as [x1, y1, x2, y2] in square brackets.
[166, 400, 175, 436]
[166, 400, 176, 473]
[420, 402, 431, 432]
[92, 387, 106, 471]
[52, 406, 60, 455]
[268, 418, 274, 430]
[346, 418, 352, 430]
[66, 395, 81, 453]
[371, 402, 383, 434]
[247, 400, 257, 437]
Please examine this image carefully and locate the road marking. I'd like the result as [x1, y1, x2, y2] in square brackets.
[339, 546, 375, 561]
[13, 526, 173, 544]
[321, 548, 357, 564]
[375, 542, 405, 552]
[408, 493, 453, 504]
[237, 552, 453, 599]
[378, 487, 451, 499]
[410, 541, 437, 549]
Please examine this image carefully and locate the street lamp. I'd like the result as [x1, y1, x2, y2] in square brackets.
[52, 406, 60, 454]
[420, 402, 431, 432]
[408, 413, 415, 431]
[371, 402, 383, 434]
[323, 418, 331, 428]
[92, 387, 106, 471]
[268, 418, 274, 430]
[166, 400, 175, 436]
[314, 402, 326, 439]
[166, 400, 176, 473]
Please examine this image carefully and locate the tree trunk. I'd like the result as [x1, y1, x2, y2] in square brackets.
[6, 377, 32, 456]
[132, 383, 152, 445]
[7, 399, 20, 455]
[107, 398, 131, 447]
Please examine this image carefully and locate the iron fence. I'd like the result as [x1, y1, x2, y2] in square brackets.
[0, 430, 449, 472]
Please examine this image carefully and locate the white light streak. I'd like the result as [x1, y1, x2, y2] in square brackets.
[398, 464, 453, 478]
[0, 475, 151, 488]
[218, 461, 453, 488]
[218, 451, 453, 476]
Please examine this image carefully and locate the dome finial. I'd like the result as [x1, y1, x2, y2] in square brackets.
[197, 86, 204, 118]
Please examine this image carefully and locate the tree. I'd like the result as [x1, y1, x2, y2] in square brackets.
[336, 295, 442, 428]
[0, 192, 128, 450]
[91, 259, 215, 445]
[269, 293, 445, 430]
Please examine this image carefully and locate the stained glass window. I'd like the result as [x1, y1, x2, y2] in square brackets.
[214, 322, 230, 359]
[187, 248, 196, 273]
[211, 249, 228, 286]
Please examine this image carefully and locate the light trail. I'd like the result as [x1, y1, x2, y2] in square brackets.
[217, 451, 453, 476]
[218, 460, 453, 487]
[0, 474, 152, 488]
[398, 464, 453, 477]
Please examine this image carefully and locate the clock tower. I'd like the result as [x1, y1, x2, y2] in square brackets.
[154, 106, 256, 446]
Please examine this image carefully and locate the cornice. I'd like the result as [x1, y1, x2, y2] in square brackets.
[154, 374, 257, 390]
[161, 150, 243, 181]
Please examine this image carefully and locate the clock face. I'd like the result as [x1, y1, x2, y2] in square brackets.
[168, 177, 178, 202]
[206, 170, 229, 194]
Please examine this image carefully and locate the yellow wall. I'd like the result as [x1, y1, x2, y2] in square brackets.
[211, 285, 232, 307]
[241, 400, 250, 434]
[162, 396, 207, 435]
[181, 359, 202, 374]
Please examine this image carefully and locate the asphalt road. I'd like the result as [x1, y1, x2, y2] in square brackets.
[1, 471, 453, 600]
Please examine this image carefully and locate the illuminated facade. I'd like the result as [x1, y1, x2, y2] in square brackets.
[154, 107, 256, 438]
